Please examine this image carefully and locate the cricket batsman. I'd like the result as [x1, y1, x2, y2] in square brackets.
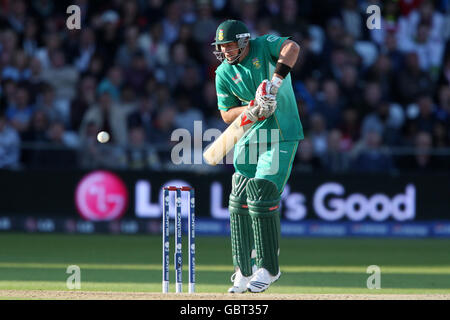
[212, 20, 304, 293]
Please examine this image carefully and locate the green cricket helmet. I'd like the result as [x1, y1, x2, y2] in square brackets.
[212, 20, 250, 65]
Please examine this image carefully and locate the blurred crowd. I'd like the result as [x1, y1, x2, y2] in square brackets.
[0, 0, 449, 173]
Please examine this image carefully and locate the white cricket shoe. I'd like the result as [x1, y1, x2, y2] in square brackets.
[247, 268, 281, 293]
[228, 269, 252, 293]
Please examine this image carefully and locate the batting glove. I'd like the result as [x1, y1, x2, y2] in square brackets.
[243, 100, 266, 123]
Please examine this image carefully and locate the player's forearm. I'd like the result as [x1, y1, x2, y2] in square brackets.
[274, 41, 300, 79]
[220, 106, 247, 124]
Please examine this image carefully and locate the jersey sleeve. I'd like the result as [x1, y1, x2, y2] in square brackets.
[261, 34, 291, 62]
[215, 72, 239, 111]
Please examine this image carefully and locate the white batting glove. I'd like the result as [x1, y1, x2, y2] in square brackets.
[243, 99, 264, 123]
[268, 76, 283, 95]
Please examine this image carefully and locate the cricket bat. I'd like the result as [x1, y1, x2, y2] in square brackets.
[203, 112, 257, 166]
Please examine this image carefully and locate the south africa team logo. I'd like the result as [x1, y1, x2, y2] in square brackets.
[218, 29, 224, 41]
[252, 57, 261, 69]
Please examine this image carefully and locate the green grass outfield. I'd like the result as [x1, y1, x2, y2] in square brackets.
[0, 233, 449, 295]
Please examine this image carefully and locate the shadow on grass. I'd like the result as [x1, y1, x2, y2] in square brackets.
[1, 268, 449, 290]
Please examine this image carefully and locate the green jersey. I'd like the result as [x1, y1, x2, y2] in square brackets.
[215, 34, 304, 144]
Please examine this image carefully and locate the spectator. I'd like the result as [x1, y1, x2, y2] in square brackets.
[370, 0, 401, 45]
[274, 0, 308, 39]
[70, 75, 97, 131]
[22, 17, 40, 56]
[5, 86, 34, 133]
[154, 83, 172, 108]
[432, 120, 449, 148]
[122, 126, 161, 170]
[95, 10, 121, 68]
[315, 79, 343, 129]
[365, 54, 395, 99]
[127, 95, 156, 141]
[1, 50, 31, 82]
[27, 57, 45, 102]
[34, 32, 62, 69]
[436, 84, 450, 122]
[405, 94, 438, 135]
[437, 54, 450, 87]
[162, 1, 183, 45]
[72, 28, 98, 73]
[97, 66, 123, 102]
[173, 93, 204, 135]
[0, 110, 21, 168]
[322, 18, 347, 60]
[78, 120, 124, 169]
[164, 42, 194, 89]
[361, 100, 405, 146]
[149, 104, 177, 147]
[35, 83, 68, 126]
[339, 64, 362, 107]
[0, 29, 18, 58]
[0, 1, 448, 173]
[352, 130, 395, 173]
[21, 109, 48, 143]
[294, 75, 320, 116]
[144, 0, 165, 24]
[381, 31, 404, 72]
[360, 81, 383, 118]
[81, 54, 106, 81]
[116, 25, 141, 68]
[192, 2, 217, 44]
[138, 21, 170, 70]
[178, 23, 203, 64]
[0, 79, 17, 113]
[398, 0, 423, 17]
[40, 50, 78, 103]
[239, 0, 259, 35]
[45, 121, 79, 149]
[339, 0, 367, 41]
[175, 64, 203, 103]
[120, 0, 143, 30]
[124, 51, 151, 93]
[119, 84, 138, 111]
[400, 22, 445, 77]
[322, 47, 349, 81]
[202, 80, 226, 131]
[79, 91, 129, 146]
[396, 131, 443, 172]
[259, 0, 282, 18]
[253, 17, 279, 39]
[1, 0, 27, 34]
[338, 107, 360, 151]
[293, 137, 323, 173]
[398, 0, 445, 45]
[308, 113, 328, 158]
[321, 129, 350, 173]
[395, 52, 433, 104]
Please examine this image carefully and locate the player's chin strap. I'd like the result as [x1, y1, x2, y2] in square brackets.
[213, 37, 250, 65]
